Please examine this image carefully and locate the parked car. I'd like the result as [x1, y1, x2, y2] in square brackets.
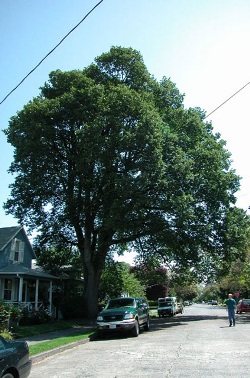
[236, 299, 250, 314]
[176, 302, 184, 314]
[207, 300, 212, 305]
[0, 336, 32, 378]
[96, 297, 150, 337]
[158, 297, 178, 317]
[183, 301, 190, 306]
[212, 300, 218, 305]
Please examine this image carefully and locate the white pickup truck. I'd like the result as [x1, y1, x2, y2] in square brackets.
[157, 297, 178, 317]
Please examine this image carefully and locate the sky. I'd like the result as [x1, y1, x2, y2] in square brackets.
[1, 0, 250, 256]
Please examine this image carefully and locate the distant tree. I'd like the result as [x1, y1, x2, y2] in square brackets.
[173, 283, 198, 302]
[132, 257, 168, 287]
[4, 46, 246, 318]
[99, 261, 144, 301]
[218, 254, 250, 299]
[98, 260, 124, 301]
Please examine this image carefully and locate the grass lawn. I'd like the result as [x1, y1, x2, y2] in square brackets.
[15, 319, 90, 338]
[29, 331, 95, 356]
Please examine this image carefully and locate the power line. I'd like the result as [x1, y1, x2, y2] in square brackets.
[0, 0, 104, 105]
[205, 81, 250, 119]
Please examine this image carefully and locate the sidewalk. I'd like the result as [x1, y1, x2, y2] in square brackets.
[20, 321, 96, 363]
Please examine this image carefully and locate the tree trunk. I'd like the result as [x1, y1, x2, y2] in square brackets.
[76, 221, 111, 318]
[81, 234, 105, 319]
[84, 267, 100, 319]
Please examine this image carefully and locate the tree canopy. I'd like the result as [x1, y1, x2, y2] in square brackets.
[4, 46, 249, 318]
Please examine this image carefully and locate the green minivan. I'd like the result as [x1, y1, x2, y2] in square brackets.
[96, 296, 150, 337]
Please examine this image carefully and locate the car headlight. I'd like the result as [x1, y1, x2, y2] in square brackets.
[97, 315, 104, 321]
[124, 313, 135, 320]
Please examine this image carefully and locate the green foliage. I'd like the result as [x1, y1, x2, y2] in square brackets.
[99, 260, 124, 300]
[121, 266, 145, 297]
[99, 260, 145, 300]
[34, 244, 82, 277]
[217, 253, 250, 298]
[173, 283, 199, 301]
[4, 46, 247, 317]
[0, 302, 10, 331]
[0, 302, 23, 331]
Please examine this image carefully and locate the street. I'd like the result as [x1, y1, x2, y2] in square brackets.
[29, 303, 249, 377]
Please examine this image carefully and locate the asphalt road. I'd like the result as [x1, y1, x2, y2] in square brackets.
[29, 303, 250, 377]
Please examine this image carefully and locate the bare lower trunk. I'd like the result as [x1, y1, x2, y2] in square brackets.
[77, 223, 110, 319]
[84, 267, 100, 319]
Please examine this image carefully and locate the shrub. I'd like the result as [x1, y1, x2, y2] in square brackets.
[19, 306, 52, 326]
[0, 302, 23, 331]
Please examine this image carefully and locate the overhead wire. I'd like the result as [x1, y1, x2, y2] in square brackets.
[0, 0, 249, 121]
[0, 0, 104, 105]
[204, 81, 250, 119]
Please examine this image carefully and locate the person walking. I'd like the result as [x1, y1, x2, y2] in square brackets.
[225, 293, 236, 327]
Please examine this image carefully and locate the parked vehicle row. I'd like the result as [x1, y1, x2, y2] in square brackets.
[96, 295, 186, 338]
[207, 300, 218, 305]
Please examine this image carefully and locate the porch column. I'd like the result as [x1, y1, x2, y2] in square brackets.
[18, 276, 23, 302]
[35, 279, 39, 309]
[49, 280, 53, 314]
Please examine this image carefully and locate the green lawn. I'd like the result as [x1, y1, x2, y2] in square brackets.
[15, 319, 89, 338]
[29, 331, 95, 356]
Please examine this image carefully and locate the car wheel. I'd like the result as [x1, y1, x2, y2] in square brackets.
[2, 373, 15, 378]
[131, 320, 139, 337]
[144, 317, 150, 331]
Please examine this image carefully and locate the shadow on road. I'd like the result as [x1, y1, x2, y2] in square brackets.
[149, 314, 226, 330]
[94, 314, 233, 341]
[93, 313, 250, 341]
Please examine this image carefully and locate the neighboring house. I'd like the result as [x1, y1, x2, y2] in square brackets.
[0, 226, 57, 314]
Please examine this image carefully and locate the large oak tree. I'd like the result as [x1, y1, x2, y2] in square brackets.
[4, 47, 247, 318]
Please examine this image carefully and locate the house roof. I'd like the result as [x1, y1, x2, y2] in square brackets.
[0, 226, 36, 259]
[0, 226, 23, 251]
[0, 264, 57, 279]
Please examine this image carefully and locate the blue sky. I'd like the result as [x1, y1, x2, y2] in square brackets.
[1, 0, 250, 232]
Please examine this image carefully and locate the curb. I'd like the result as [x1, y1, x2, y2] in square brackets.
[31, 337, 90, 363]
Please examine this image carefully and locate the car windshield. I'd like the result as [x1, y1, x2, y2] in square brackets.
[242, 300, 250, 304]
[106, 298, 135, 309]
[159, 301, 172, 307]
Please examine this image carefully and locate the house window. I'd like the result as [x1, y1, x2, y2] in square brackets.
[4, 279, 12, 300]
[10, 238, 24, 263]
